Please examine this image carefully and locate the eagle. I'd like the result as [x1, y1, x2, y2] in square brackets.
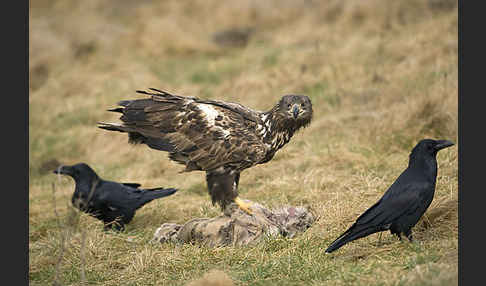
[98, 88, 313, 214]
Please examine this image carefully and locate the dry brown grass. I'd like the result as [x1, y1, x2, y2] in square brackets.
[30, 0, 458, 285]
[186, 270, 235, 286]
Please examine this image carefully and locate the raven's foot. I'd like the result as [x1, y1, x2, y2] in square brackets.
[103, 221, 125, 232]
[234, 197, 253, 215]
[376, 232, 383, 246]
[407, 234, 413, 243]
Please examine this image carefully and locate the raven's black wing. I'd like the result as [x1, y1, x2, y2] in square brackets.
[96, 182, 176, 211]
[354, 179, 431, 228]
[121, 183, 142, 188]
[325, 178, 432, 253]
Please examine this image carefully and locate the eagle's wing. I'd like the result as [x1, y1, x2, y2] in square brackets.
[100, 89, 267, 172]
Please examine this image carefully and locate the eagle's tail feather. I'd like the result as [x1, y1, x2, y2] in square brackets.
[97, 122, 140, 144]
[97, 122, 128, 132]
[97, 122, 174, 151]
[136, 88, 178, 98]
[136, 88, 195, 103]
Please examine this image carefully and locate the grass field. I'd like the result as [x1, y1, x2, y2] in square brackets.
[29, 1, 458, 285]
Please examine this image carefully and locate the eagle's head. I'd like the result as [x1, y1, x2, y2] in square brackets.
[275, 94, 313, 130]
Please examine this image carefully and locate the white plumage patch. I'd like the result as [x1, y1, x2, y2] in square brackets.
[197, 103, 230, 137]
[197, 104, 219, 125]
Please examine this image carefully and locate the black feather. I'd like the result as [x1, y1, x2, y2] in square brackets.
[53, 163, 177, 231]
[325, 139, 454, 253]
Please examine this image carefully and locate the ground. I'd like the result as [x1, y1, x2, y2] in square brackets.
[29, 1, 458, 285]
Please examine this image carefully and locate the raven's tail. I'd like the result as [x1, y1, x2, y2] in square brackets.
[137, 188, 178, 208]
[325, 225, 381, 253]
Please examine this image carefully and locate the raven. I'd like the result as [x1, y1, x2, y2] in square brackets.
[99, 88, 312, 214]
[53, 163, 177, 231]
[325, 139, 454, 253]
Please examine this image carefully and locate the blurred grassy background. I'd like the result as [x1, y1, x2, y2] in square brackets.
[30, 0, 458, 285]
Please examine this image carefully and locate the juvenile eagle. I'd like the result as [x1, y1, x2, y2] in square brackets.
[98, 88, 312, 214]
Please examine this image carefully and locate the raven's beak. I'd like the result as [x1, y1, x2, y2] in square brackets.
[434, 140, 454, 151]
[53, 165, 70, 175]
[292, 105, 299, 119]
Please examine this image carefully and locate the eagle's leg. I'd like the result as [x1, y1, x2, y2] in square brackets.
[231, 171, 253, 215]
[207, 169, 254, 214]
[234, 196, 253, 215]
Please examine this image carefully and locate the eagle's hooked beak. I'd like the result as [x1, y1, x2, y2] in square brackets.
[292, 105, 299, 119]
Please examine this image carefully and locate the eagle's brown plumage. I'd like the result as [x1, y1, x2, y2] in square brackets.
[98, 88, 313, 212]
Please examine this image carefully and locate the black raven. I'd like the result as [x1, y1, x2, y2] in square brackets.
[325, 139, 454, 253]
[53, 163, 177, 231]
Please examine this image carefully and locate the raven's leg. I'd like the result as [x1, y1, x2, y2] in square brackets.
[103, 221, 123, 231]
[112, 221, 125, 232]
[390, 226, 404, 242]
[103, 215, 125, 232]
[405, 230, 413, 242]
[377, 232, 383, 246]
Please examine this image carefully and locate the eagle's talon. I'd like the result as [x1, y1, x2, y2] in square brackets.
[234, 197, 253, 215]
